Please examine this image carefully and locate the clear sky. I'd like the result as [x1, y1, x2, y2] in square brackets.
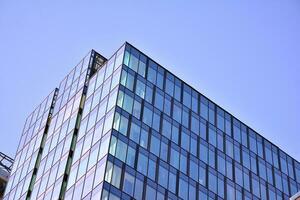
[0, 1, 299, 161]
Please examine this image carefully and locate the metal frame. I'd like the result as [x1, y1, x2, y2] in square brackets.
[0, 152, 13, 174]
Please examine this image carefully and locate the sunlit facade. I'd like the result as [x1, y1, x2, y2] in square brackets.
[4, 42, 300, 200]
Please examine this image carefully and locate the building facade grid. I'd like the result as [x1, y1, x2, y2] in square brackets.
[4, 42, 300, 200]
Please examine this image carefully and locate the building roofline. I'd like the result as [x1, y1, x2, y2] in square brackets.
[123, 41, 300, 164]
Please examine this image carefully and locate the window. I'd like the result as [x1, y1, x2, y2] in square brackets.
[227, 182, 235, 200]
[181, 107, 189, 127]
[123, 93, 133, 114]
[156, 68, 164, 90]
[162, 118, 172, 139]
[274, 170, 282, 191]
[181, 130, 190, 151]
[138, 54, 146, 77]
[208, 170, 217, 193]
[101, 77, 111, 99]
[200, 120, 207, 140]
[168, 170, 177, 193]
[126, 146, 136, 167]
[190, 135, 198, 156]
[173, 101, 182, 123]
[250, 154, 257, 174]
[105, 161, 113, 183]
[257, 136, 263, 158]
[119, 114, 128, 136]
[105, 56, 115, 79]
[164, 96, 171, 116]
[191, 90, 198, 113]
[136, 79, 146, 99]
[216, 107, 225, 131]
[217, 154, 226, 175]
[199, 141, 208, 163]
[208, 101, 215, 125]
[115, 45, 124, 69]
[116, 139, 127, 162]
[111, 165, 122, 188]
[160, 140, 168, 161]
[110, 67, 121, 90]
[130, 122, 140, 144]
[148, 158, 156, 180]
[226, 138, 234, 158]
[282, 176, 289, 194]
[143, 105, 153, 127]
[128, 48, 139, 72]
[199, 164, 206, 186]
[73, 178, 84, 200]
[189, 159, 198, 181]
[137, 152, 148, 175]
[225, 113, 231, 136]
[260, 182, 267, 200]
[174, 78, 181, 102]
[191, 114, 200, 134]
[233, 119, 241, 143]
[171, 123, 179, 144]
[226, 159, 233, 180]
[266, 165, 273, 184]
[96, 67, 105, 89]
[287, 157, 295, 179]
[272, 147, 279, 169]
[180, 153, 187, 173]
[208, 126, 216, 147]
[183, 84, 191, 108]
[123, 171, 135, 196]
[235, 164, 243, 186]
[145, 184, 156, 200]
[208, 147, 215, 168]
[165, 73, 174, 96]
[249, 130, 257, 154]
[189, 183, 196, 200]
[158, 164, 169, 188]
[268, 187, 276, 200]
[179, 177, 188, 200]
[150, 134, 160, 157]
[242, 150, 250, 169]
[241, 125, 248, 147]
[134, 178, 144, 200]
[140, 128, 148, 149]
[243, 169, 250, 191]
[280, 152, 288, 175]
[252, 175, 260, 198]
[234, 144, 241, 163]
[258, 159, 266, 180]
[152, 111, 160, 132]
[120, 69, 127, 87]
[99, 134, 110, 159]
[145, 84, 153, 103]
[218, 176, 224, 198]
[170, 147, 179, 169]
[125, 72, 134, 91]
[265, 143, 273, 164]
[200, 95, 208, 120]
[133, 100, 141, 120]
[147, 60, 157, 84]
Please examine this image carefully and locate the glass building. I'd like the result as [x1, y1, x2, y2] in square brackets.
[3, 42, 300, 200]
[0, 152, 14, 199]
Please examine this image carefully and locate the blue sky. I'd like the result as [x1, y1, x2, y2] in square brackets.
[0, 1, 299, 160]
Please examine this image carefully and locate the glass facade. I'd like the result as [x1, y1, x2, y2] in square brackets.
[4, 42, 300, 200]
